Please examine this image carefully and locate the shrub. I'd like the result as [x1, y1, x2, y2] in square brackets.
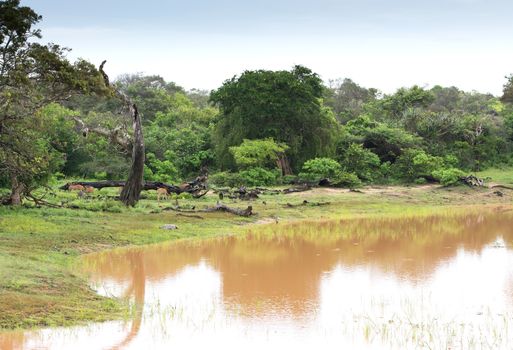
[332, 171, 362, 188]
[239, 167, 280, 187]
[339, 143, 381, 182]
[209, 172, 244, 187]
[282, 175, 299, 185]
[379, 161, 392, 180]
[298, 158, 342, 182]
[392, 149, 444, 182]
[229, 138, 288, 169]
[145, 152, 179, 183]
[432, 168, 466, 186]
[414, 177, 427, 185]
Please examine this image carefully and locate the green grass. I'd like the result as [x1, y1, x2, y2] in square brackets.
[475, 166, 513, 186]
[0, 182, 512, 330]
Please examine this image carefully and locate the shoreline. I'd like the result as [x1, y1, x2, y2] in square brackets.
[0, 184, 511, 331]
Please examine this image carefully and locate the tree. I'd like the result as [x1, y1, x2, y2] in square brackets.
[338, 143, 381, 182]
[229, 138, 289, 170]
[502, 74, 513, 103]
[298, 158, 342, 182]
[325, 78, 378, 123]
[145, 91, 217, 179]
[392, 149, 444, 182]
[0, 0, 107, 205]
[98, 61, 145, 207]
[376, 86, 435, 122]
[115, 73, 184, 123]
[340, 115, 421, 163]
[210, 65, 339, 171]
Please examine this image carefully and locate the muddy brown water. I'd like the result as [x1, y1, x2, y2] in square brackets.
[2, 208, 513, 349]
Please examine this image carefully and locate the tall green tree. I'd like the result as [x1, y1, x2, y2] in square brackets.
[325, 78, 378, 123]
[0, 0, 106, 204]
[210, 65, 339, 171]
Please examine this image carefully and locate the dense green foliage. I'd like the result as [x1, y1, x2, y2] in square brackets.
[229, 138, 288, 170]
[298, 158, 362, 188]
[210, 66, 339, 170]
[0, 0, 107, 203]
[2, 0, 513, 201]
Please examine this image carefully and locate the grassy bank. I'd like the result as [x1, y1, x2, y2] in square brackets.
[0, 180, 512, 330]
[476, 166, 513, 186]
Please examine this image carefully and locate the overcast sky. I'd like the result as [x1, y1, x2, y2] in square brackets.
[23, 0, 513, 95]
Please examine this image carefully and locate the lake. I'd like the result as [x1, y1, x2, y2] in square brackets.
[2, 207, 513, 349]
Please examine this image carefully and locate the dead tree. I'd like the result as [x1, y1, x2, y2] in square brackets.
[73, 62, 145, 206]
[96, 61, 145, 206]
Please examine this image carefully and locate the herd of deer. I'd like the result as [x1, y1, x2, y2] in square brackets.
[68, 184, 171, 202]
[68, 184, 95, 198]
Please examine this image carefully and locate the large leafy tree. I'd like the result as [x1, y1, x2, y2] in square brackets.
[0, 0, 106, 204]
[229, 138, 289, 170]
[115, 73, 184, 124]
[325, 78, 378, 123]
[210, 65, 339, 171]
[145, 91, 217, 180]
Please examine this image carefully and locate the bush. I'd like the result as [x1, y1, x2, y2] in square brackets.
[332, 171, 362, 188]
[432, 168, 466, 186]
[282, 175, 299, 185]
[170, 192, 193, 200]
[392, 149, 444, 182]
[239, 167, 280, 187]
[229, 138, 288, 169]
[209, 171, 244, 187]
[298, 158, 342, 182]
[339, 143, 381, 182]
[414, 177, 427, 185]
[145, 152, 179, 183]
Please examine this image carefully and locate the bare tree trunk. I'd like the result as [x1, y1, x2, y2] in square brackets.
[276, 154, 293, 176]
[9, 174, 24, 206]
[99, 61, 145, 207]
[120, 103, 144, 206]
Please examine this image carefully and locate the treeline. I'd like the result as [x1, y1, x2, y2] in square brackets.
[40, 68, 513, 189]
[2, 0, 513, 204]
[18, 68, 513, 189]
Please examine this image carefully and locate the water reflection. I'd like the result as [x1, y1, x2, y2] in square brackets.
[3, 209, 513, 349]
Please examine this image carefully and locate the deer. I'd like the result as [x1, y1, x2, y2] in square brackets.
[84, 186, 95, 194]
[157, 187, 169, 202]
[68, 184, 85, 191]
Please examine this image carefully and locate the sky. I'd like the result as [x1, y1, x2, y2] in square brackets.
[22, 0, 513, 95]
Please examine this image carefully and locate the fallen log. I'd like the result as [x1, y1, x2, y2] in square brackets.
[282, 185, 312, 194]
[490, 184, 513, 191]
[60, 179, 207, 197]
[202, 203, 253, 216]
[284, 200, 331, 208]
[160, 203, 254, 217]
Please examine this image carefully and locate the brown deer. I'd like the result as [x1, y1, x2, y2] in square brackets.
[156, 187, 169, 202]
[84, 186, 95, 194]
[68, 184, 85, 191]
